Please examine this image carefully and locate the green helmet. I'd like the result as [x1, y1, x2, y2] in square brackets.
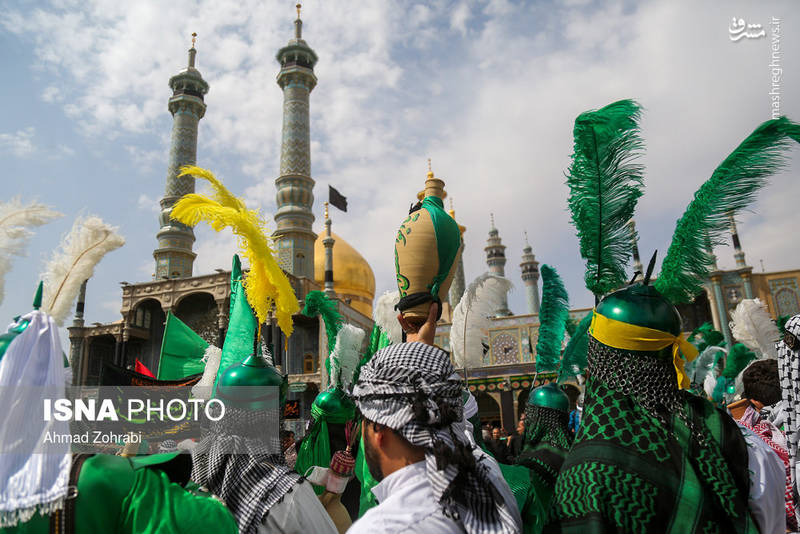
[594, 283, 682, 361]
[216, 352, 287, 411]
[311, 386, 355, 424]
[527, 382, 570, 412]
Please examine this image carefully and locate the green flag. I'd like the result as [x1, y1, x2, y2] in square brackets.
[157, 312, 209, 380]
[215, 255, 259, 389]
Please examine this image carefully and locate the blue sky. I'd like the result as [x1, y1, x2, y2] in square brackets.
[2, 0, 800, 349]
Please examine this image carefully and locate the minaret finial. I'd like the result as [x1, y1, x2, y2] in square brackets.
[324, 201, 329, 221]
[296, 3, 302, 19]
[490, 213, 495, 229]
[524, 230, 530, 246]
[188, 32, 198, 67]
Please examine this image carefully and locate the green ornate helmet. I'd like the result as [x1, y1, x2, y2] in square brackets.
[216, 352, 287, 411]
[593, 283, 682, 361]
[527, 382, 570, 412]
[311, 386, 356, 423]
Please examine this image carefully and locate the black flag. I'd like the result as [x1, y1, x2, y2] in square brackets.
[329, 185, 347, 212]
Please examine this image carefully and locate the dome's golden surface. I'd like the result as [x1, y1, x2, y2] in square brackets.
[314, 232, 375, 317]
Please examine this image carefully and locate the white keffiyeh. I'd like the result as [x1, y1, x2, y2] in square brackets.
[0, 311, 70, 527]
[352, 342, 521, 534]
[777, 314, 800, 501]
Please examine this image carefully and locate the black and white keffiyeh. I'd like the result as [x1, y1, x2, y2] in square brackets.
[778, 314, 800, 501]
[190, 407, 302, 534]
[352, 342, 519, 534]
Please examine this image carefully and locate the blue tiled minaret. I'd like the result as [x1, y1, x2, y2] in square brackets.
[485, 214, 512, 316]
[153, 34, 209, 279]
[520, 232, 540, 315]
[273, 4, 318, 278]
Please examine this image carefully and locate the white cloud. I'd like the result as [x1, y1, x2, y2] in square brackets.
[42, 86, 62, 103]
[0, 127, 36, 157]
[137, 193, 161, 213]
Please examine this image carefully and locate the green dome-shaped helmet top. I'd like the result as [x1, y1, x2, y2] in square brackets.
[311, 386, 356, 424]
[527, 382, 570, 412]
[594, 283, 682, 361]
[216, 352, 287, 410]
[596, 283, 682, 336]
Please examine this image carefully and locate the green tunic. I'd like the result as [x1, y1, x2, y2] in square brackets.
[547, 379, 757, 533]
[2, 454, 238, 534]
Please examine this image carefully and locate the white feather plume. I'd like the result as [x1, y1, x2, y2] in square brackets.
[0, 198, 62, 305]
[329, 323, 365, 390]
[729, 298, 780, 359]
[191, 345, 222, 400]
[703, 373, 717, 399]
[373, 290, 402, 344]
[41, 216, 124, 325]
[451, 273, 513, 369]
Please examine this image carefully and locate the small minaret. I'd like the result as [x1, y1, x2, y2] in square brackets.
[485, 214, 512, 316]
[273, 4, 318, 279]
[448, 198, 466, 307]
[323, 202, 335, 297]
[154, 33, 209, 279]
[729, 214, 754, 299]
[627, 219, 643, 279]
[729, 214, 747, 268]
[520, 232, 540, 315]
[68, 279, 88, 383]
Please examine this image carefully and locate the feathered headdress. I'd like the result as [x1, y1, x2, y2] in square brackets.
[0, 198, 62, 305]
[729, 298, 780, 359]
[656, 117, 799, 303]
[328, 324, 366, 390]
[535, 265, 570, 372]
[558, 311, 592, 383]
[171, 165, 299, 336]
[450, 273, 513, 370]
[566, 99, 645, 298]
[41, 216, 125, 325]
[373, 290, 402, 346]
[303, 290, 344, 354]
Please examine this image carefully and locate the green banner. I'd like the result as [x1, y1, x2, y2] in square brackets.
[157, 312, 209, 380]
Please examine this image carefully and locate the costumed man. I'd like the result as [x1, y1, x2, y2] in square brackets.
[295, 291, 365, 522]
[0, 282, 237, 532]
[515, 383, 573, 534]
[169, 166, 337, 534]
[549, 101, 799, 532]
[349, 303, 523, 534]
[778, 313, 800, 529]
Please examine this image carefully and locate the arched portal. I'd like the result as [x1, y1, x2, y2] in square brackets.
[126, 299, 166, 374]
[175, 292, 218, 344]
[476, 392, 502, 428]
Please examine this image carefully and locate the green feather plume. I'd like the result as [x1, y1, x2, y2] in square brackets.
[302, 291, 343, 354]
[558, 311, 593, 383]
[721, 343, 756, 379]
[566, 99, 645, 297]
[535, 264, 570, 372]
[656, 117, 799, 303]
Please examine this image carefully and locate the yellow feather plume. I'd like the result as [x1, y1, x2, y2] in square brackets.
[171, 165, 299, 336]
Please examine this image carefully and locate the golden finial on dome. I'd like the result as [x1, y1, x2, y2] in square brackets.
[427, 157, 433, 178]
[191, 32, 197, 48]
[296, 3, 302, 19]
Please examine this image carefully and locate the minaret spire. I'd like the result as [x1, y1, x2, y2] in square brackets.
[274, 7, 318, 278]
[153, 34, 209, 279]
[520, 231, 540, 314]
[323, 202, 335, 297]
[485, 214, 511, 316]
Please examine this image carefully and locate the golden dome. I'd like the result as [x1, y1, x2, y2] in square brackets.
[314, 232, 376, 317]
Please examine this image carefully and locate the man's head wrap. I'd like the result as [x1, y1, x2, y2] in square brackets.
[777, 314, 800, 500]
[352, 342, 519, 534]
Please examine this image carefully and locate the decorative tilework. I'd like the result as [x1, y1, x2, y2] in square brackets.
[770, 277, 800, 316]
